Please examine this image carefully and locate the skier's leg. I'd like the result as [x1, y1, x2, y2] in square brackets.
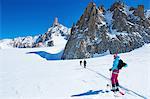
[111, 73, 115, 85]
[111, 72, 117, 92]
[116, 82, 119, 87]
[115, 73, 119, 91]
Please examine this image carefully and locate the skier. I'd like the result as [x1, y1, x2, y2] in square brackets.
[83, 60, 87, 68]
[109, 54, 127, 92]
[80, 60, 82, 66]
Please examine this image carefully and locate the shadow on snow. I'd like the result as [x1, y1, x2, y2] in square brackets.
[71, 89, 109, 97]
[26, 51, 63, 60]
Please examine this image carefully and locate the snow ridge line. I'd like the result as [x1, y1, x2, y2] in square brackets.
[87, 68, 147, 99]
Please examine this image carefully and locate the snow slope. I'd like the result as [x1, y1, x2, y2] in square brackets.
[0, 43, 150, 99]
[145, 10, 150, 18]
[0, 39, 14, 49]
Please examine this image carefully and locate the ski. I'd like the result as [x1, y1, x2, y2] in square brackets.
[119, 91, 125, 95]
[106, 84, 125, 96]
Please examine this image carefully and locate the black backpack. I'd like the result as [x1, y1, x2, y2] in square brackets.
[118, 59, 127, 70]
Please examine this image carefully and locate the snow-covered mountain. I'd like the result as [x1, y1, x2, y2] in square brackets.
[62, 1, 150, 59]
[34, 17, 70, 48]
[0, 18, 71, 49]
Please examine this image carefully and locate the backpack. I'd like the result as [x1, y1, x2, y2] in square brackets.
[118, 59, 127, 70]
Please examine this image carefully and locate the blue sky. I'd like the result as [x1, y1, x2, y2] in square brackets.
[1, 0, 150, 39]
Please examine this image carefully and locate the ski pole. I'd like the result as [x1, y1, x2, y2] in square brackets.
[106, 70, 112, 90]
[109, 71, 112, 88]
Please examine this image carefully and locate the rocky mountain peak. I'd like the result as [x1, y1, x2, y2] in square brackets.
[129, 5, 144, 18]
[53, 17, 59, 26]
[62, 1, 150, 59]
[62, 2, 109, 59]
[110, 1, 124, 11]
[76, 2, 106, 33]
[34, 18, 70, 48]
[98, 5, 105, 13]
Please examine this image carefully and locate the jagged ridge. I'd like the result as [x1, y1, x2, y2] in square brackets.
[62, 1, 150, 59]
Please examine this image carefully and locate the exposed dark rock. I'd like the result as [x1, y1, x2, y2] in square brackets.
[62, 1, 150, 59]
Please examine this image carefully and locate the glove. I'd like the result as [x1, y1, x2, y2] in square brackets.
[109, 68, 112, 71]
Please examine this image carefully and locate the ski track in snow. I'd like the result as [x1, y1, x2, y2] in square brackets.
[86, 68, 147, 99]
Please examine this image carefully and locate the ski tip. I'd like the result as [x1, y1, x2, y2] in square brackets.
[120, 91, 125, 95]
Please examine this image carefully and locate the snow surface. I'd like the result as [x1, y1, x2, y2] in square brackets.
[0, 39, 14, 49]
[105, 11, 113, 26]
[0, 42, 150, 99]
[145, 10, 150, 18]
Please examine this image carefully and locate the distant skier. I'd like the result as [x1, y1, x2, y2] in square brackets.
[83, 60, 87, 68]
[109, 54, 127, 92]
[80, 60, 82, 66]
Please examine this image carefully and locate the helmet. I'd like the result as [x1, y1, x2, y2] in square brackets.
[113, 53, 118, 59]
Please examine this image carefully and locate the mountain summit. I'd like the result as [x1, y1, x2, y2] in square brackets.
[35, 17, 70, 47]
[62, 2, 109, 59]
[0, 17, 70, 48]
[62, 1, 150, 59]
